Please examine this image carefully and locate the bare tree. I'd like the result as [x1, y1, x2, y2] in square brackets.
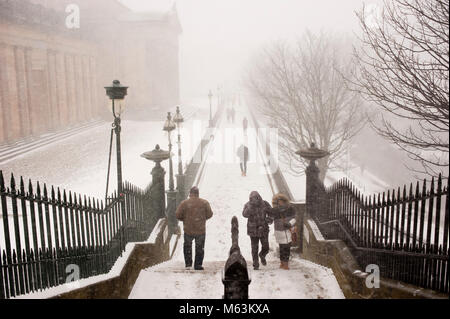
[353, 0, 449, 176]
[245, 31, 365, 181]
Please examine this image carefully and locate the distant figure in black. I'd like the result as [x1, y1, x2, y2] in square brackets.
[242, 191, 272, 270]
[231, 107, 236, 124]
[243, 117, 249, 135]
[237, 144, 249, 177]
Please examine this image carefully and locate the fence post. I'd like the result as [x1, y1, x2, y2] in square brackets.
[296, 143, 330, 221]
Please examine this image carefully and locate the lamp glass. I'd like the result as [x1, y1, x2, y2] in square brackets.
[109, 98, 125, 118]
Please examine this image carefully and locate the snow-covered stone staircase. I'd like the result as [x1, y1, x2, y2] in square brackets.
[128, 106, 345, 299]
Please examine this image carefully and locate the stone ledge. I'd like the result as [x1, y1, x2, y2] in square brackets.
[51, 219, 180, 299]
[300, 216, 449, 299]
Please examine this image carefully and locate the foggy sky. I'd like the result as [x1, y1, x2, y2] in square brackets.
[120, 0, 383, 99]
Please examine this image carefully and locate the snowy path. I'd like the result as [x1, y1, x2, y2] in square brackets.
[129, 106, 345, 299]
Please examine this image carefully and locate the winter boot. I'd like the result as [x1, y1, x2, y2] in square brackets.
[281, 261, 289, 270]
[260, 254, 267, 266]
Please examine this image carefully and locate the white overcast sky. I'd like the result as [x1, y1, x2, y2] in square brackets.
[119, 0, 382, 99]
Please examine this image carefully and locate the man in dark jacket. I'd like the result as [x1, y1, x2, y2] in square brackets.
[242, 191, 272, 270]
[176, 187, 213, 270]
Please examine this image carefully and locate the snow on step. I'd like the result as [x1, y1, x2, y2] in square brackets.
[129, 105, 345, 299]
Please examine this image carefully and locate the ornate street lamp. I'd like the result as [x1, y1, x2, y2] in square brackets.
[104, 80, 128, 199]
[163, 112, 177, 192]
[208, 89, 213, 128]
[173, 106, 184, 176]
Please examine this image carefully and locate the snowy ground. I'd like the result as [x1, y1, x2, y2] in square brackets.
[129, 105, 344, 299]
[0, 98, 213, 255]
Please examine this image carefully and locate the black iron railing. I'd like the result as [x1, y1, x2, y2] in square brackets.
[315, 175, 449, 293]
[0, 171, 159, 299]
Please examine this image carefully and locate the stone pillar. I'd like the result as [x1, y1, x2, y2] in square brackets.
[0, 77, 4, 143]
[74, 55, 84, 122]
[297, 143, 330, 221]
[55, 52, 69, 127]
[46, 50, 59, 130]
[14, 46, 31, 137]
[65, 54, 76, 125]
[89, 56, 99, 116]
[29, 48, 51, 135]
[166, 189, 178, 235]
[151, 161, 167, 220]
[0, 43, 22, 141]
[82, 55, 92, 119]
[305, 160, 321, 220]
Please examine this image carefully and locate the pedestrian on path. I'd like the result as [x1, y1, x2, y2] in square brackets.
[242, 191, 272, 270]
[176, 186, 213, 270]
[237, 144, 249, 176]
[269, 193, 296, 270]
[231, 107, 236, 124]
[243, 117, 248, 135]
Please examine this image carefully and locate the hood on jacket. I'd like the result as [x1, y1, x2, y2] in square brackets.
[249, 191, 263, 206]
[272, 193, 290, 207]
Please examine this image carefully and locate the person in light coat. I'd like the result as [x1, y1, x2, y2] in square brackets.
[269, 193, 296, 270]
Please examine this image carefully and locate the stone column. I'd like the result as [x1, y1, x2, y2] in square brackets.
[151, 160, 167, 220]
[46, 50, 59, 130]
[297, 143, 330, 221]
[0, 73, 4, 143]
[28, 48, 51, 135]
[0, 43, 21, 141]
[65, 54, 76, 125]
[14, 46, 31, 137]
[82, 55, 92, 119]
[55, 52, 69, 127]
[89, 56, 99, 116]
[73, 55, 84, 122]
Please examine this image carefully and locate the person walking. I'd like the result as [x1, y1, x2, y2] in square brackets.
[176, 186, 213, 270]
[243, 117, 249, 135]
[242, 191, 272, 270]
[231, 107, 236, 124]
[237, 144, 249, 176]
[269, 193, 296, 270]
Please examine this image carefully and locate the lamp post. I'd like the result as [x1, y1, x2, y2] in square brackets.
[208, 89, 213, 127]
[163, 112, 178, 234]
[104, 80, 128, 198]
[173, 106, 184, 176]
[173, 106, 186, 215]
[163, 112, 177, 191]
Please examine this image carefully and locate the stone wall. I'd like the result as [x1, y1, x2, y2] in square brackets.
[0, 0, 181, 144]
[299, 212, 448, 299]
[52, 219, 179, 299]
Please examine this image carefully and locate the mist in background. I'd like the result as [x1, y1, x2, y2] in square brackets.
[120, 0, 383, 99]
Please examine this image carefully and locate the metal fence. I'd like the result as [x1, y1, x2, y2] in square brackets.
[314, 174, 449, 293]
[0, 171, 158, 299]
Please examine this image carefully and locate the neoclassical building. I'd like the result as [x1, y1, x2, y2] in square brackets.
[0, 0, 181, 143]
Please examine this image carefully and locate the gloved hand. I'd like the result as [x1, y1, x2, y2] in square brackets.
[284, 222, 292, 228]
